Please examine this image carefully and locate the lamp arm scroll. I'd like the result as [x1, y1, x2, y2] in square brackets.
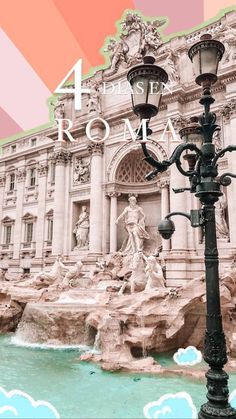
[219, 172, 236, 186]
[212, 145, 236, 166]
[141, 142, 203, 180]
[165, 211, 191, 222]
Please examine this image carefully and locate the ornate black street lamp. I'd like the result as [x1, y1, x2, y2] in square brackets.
[127, 34, 236, 419]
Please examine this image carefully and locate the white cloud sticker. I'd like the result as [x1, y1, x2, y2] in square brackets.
[0, 387, 59, 419]
[143, 392, 197, 419]
[173, 346, 202, 366]
[230, 389, 236, 409]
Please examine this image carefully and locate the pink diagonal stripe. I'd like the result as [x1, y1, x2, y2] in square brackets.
[0, 106, 22, 140]
[134, 0, 204, 34]
[0, 28, 51, 131]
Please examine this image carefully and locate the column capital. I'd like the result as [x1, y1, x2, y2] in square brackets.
[158, 178, 170, 189]
[107, 191, 121, 198]
[16, 168, 26, 183]
[37, 162, 49, 177]
[88, 143, 104, 156]
[52, 150, 72, 164]
[220, 99, 236, 123]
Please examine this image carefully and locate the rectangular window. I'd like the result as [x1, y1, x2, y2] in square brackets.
[30, 168, 36, 186]
[48, 219, 53, 241]
[11, 145, 16, 153]
[31, 138, 37, 147]
[9, 173, 15, 191]
[5, 225, 12, 244]
[25, 223, 33, 243]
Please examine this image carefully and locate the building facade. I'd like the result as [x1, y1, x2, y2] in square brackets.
[0, 10, 236, 285]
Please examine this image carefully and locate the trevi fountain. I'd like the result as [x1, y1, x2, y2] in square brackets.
[0, 9, 236, 419]
[0, 195, 236, 417]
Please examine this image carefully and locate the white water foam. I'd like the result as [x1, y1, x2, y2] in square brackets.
[10, 335, 91, 351]
[57, 296, 97, 304]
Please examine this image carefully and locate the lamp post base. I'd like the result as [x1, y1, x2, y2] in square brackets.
[198, 404, 236, 419]
[198, 368, 236, 419]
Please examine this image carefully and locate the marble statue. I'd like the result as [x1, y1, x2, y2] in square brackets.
[95, 258, 107, 272]
[52, 100, 65, 120]
[221, 24, 236, 63]
[18, 255, 68, 289]
[35, 255, 67, 286]
[74, 157, 90, 184]
[121, 13, 143, 33]
[163, 49, 179, 84]
[87, 81, 101, 113]
[213, 128, 222, 152]
[118, 251, 147, 294]
[215, 193, 229, 240]
[129, 252, 147, 293]
[116, 196, 150, 254]
[106, 39, 129, 70]
[60, 261, 84, 290]
[106, 14, 165, 71]
[73, 206, 90, 249]
[144, 256, 165, 291]
[140, 21, 162, 56]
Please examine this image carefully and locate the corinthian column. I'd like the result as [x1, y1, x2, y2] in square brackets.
[108, 192, 120, 253]
[159, 178, 170, 252]
[0, 175, 6, 221]
[88, 143, 104, 254]
[35, 162, 48, 258]
[0, 175, 6, 249]
[52, 150, 71, 256]
[13, 168, 26, 259]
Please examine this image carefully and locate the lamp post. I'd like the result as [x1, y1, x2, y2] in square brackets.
[127, 34, 236, 419]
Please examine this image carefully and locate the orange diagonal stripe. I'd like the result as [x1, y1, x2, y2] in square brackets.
[53, 0, 134, 67]
[0, 0, 92, 91]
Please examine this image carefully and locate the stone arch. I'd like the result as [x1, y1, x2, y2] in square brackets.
[6, 165, 16, 173]
[107, 141, 167, 182]
[26, 159, 38, 167]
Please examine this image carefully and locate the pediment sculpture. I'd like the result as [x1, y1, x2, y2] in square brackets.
[105, 13, 166, 72]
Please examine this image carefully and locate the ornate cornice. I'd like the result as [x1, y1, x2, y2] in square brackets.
[171, 115, 188, 131]
[16, 168, 26, 183]
[37, 163, 49, 177]
[220, 98, 236, 122]
[0, 175, 6, 187]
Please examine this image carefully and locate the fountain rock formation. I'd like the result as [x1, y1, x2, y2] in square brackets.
[0, 253, 236, 372]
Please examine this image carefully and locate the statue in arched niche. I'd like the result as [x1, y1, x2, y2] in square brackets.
[73, 206, 90, 249]
[215, 193, 229, 240]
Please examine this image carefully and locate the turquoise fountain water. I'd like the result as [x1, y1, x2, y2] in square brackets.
[0, 335, 236, 419]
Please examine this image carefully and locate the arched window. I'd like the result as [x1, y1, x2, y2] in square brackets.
[115, 150, 156, 184]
